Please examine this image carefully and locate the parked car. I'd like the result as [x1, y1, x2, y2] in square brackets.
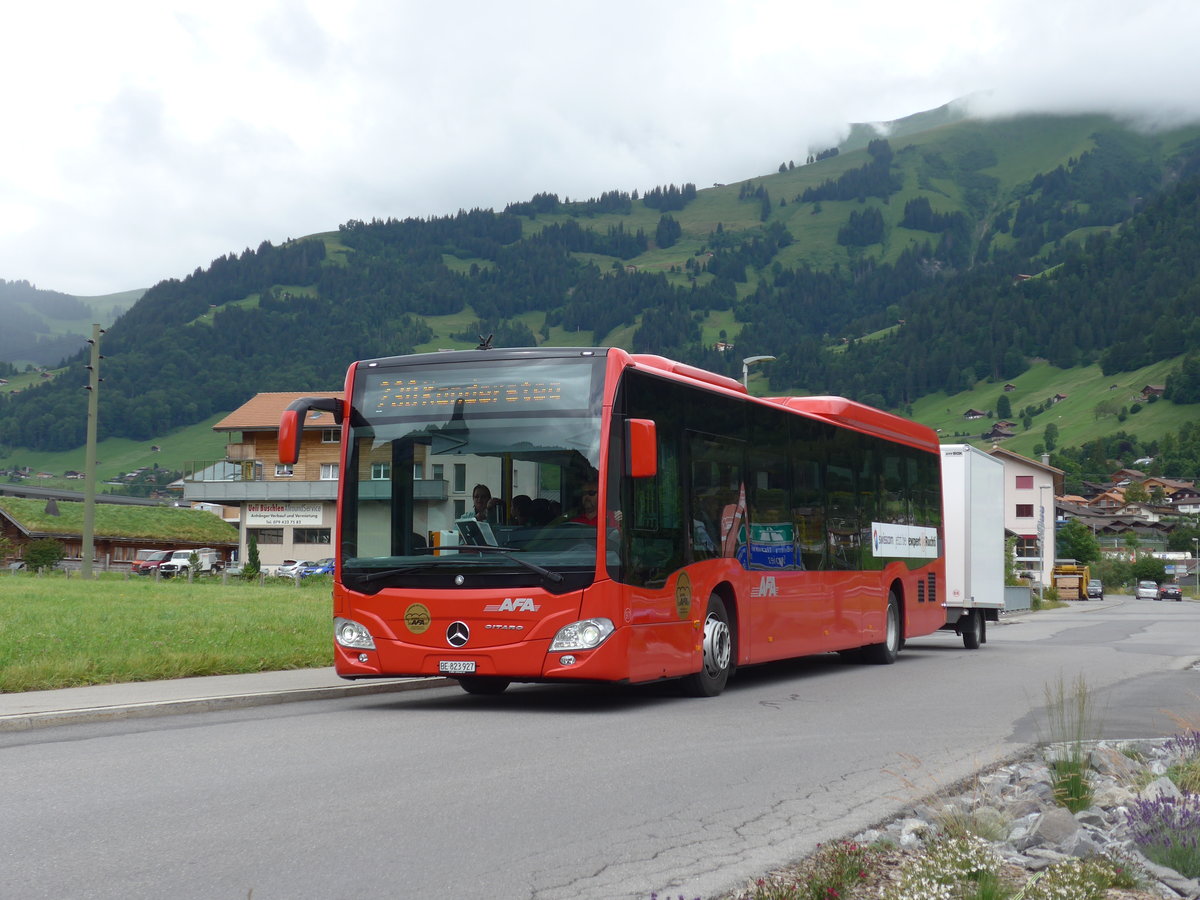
[275, 559, 314, 578]
[159, 548, 221, 577]
[1135, 580, 1159, 600]
[1086, 579, 1104, 600]
[1157, 583, 1183, 601]
[131, 549, 173, 576]
[299, 558, 334, 577]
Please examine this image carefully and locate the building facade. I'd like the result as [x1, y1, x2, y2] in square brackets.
[988, 447, 1064, 587]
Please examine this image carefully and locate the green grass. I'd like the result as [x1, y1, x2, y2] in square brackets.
[0, 411, 230, 489]
[0, 573, 332, 692]
[908, 357, 1191, 456]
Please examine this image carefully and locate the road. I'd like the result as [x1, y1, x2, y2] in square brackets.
[2, 598, 1199, 900]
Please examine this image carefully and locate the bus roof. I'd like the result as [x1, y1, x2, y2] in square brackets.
[766, 395, 940, 453]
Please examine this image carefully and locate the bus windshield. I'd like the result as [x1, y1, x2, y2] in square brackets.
[340, 354, 608, 591]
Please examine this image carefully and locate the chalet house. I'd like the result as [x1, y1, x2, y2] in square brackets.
[1110, 468, 1146, 484]
[1051, 393, 1068, 404]
[1139, 476, 1194, 497]
[963, 408, 986, 420]
[1088, 489, 1127, 511]
[1003, 383, 1017, 392]
[0, 496, 237, 569]
[182, 392, 346, 570]
[1167, 486, 1200, 514]
[982, 425, 1015, 441]
[1140, 385, 1166, 399]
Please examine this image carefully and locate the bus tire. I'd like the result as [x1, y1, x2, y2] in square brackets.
[681, 595, 733, 697]
[457, 676, 510, 695]
[862, 592, 900, 665]
[962, 610, 983, 650]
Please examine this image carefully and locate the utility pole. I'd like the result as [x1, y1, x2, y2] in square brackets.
[81, 324, 104, 579]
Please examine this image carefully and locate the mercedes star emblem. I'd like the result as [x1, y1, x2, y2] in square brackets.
[446, 621, 470, 647]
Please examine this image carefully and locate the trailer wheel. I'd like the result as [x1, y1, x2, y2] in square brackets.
[862, 592, 900, 665]
[681, 595, 733, 697]
[962, 610, 983, 650]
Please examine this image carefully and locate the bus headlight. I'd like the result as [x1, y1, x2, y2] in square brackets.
[549, 618, 614, 651]
[334, 617, 375, 650]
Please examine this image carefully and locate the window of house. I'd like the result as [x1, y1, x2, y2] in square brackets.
[1015, 475, 1033, 490]
[320, 463, 339, 481]
[431, 464, 444, 482]
[249, 528, 283, 545]
[454, 499, 466, 518]
[413, 463, 424, 480]
[275, 463, 294, 477]
[1015, 504, 1034, 518]
[1015, 535, 1039, 558]
[294, 528, 331, 545]
[453, 463, 466, 493]
[321, 429, 339, 443]
[371, 462, 391, 480]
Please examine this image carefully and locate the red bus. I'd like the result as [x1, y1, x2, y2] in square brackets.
[279, 346, 946, 696]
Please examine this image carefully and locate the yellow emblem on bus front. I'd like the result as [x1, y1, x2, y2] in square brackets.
[675, 572, 692, 619]
[404, 603, 432, 634]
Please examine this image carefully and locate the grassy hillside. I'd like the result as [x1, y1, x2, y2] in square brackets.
[0, 413, 228, 490]
[910, 357, 1189, 457]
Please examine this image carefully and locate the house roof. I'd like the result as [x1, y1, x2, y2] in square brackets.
[987, 446, 1065, 493]
[213, 391, 342, 432]
[0, 497, 238, 544]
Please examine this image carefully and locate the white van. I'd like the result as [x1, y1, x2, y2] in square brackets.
[158, 548, 221, 577]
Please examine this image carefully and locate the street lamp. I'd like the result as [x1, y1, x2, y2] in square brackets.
[742, 355, 776, 391]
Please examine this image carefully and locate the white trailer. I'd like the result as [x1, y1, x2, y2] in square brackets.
[939, 444, 1005, 649]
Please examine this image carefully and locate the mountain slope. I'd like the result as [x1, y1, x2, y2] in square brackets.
[2, 109, 1200, 458]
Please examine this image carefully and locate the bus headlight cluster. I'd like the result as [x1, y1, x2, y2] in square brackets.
[549, 618, 614, 651]
[334, 617, 375, 650]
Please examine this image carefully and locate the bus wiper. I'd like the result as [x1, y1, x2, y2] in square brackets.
[457, 546, 565, 584]
[355, 563, 446, 584]
[351, 548, 564, 585]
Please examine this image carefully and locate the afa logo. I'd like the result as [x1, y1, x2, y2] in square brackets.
[750, 576, 778, 598]
[403, 603, 432, 634]
[484, 597, 540, 613]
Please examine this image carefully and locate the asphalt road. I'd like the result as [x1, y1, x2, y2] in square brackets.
[2, 597, 1198, 900]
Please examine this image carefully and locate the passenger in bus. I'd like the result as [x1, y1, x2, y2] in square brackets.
[529, 497, 555, 527]
[472, 484, 505, 524]
[510, 494, 534, 526]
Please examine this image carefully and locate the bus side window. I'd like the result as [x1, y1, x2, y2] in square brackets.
[825, 431, 861, 571]
[747, 410, 792, 570]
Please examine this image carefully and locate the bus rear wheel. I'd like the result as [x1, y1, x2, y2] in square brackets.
[681, 595, 733, 697]
[457, 676, 510, 695]
[862, 592, 900, 665]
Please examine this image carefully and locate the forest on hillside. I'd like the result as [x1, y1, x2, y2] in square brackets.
[3, 123, 1200, 459]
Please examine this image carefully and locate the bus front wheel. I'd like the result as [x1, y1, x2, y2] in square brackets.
[681, 595, 733, 697]
[862, 592, 900, 665]
[457, 676, 511, 695]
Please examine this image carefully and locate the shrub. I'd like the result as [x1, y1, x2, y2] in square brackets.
[23, 538, 65, 572]
[1124, 792, 1200, 878]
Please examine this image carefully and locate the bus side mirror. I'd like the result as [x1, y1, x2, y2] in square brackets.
[279, 397, 343, 465]
[627, 418, 657, 478]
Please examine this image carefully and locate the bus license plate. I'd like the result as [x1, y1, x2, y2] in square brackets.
[439, 660, 476, 674]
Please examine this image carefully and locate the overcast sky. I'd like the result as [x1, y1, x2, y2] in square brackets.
[4, 0, 1200, 297]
